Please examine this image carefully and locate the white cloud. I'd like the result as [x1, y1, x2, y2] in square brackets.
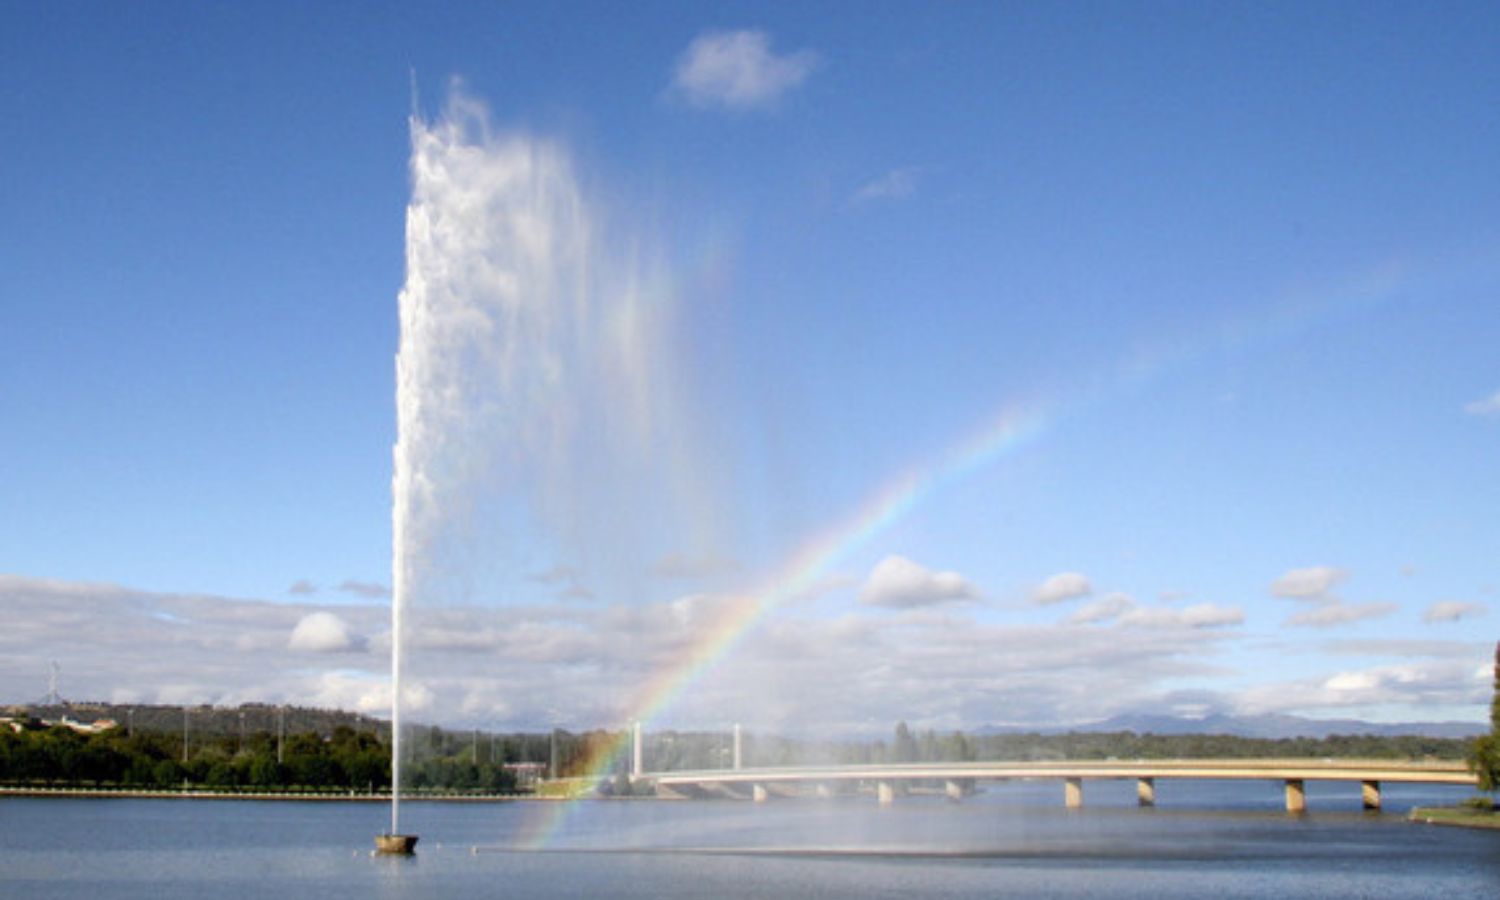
[336, 579, 389, 599]
[1181, 604, 1248, 629]
[1118, 603, 1245, 630]
[1323, 638, 1481, 658]
[1034, 571, 1092, 605]
[1284, 601, 1397, 628]
[305, 670, 390, 715]
[670, 30, 818, 110]
[1323, 670, 1380, 692]
[704, 607, 1240, 732]
[289, 612, 366, 652]
[1271, 565, 1346, 600]
[0, 572, 1483, 734]
[0, 575, 385, 710]
[1463, 389, 1500, 416]
[1067, 593, 1134, 625]
[1240, 658, 1489, 715]
[853, 168, 918, 203]
[1423, 601, 1486, 624]
[858, 555, 977, 608]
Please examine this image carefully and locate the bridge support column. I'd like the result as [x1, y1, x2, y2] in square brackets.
[877, 781, 896, 806]
[733, 723, 742, 771]
[1284, 779, 1306, 813]
[752, 783, 768, 803]
[632, 721, 642, 780]
[1136, 777, 1156, 807]
[1361, 780, 1381, 810]
[945, 779, 965, 802]
[815, 782, 833, 799]
[1064, 777, 1083, 809]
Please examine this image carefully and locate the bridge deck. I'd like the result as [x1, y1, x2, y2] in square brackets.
[652, 759, 1474, 787]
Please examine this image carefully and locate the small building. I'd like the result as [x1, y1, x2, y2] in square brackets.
[51, 717, 119, 735]
[503, 762, 547, 789]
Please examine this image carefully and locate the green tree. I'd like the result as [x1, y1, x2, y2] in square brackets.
[248, 754, 285, 786]
[289, 753, 338, 787]
[942, 731, 975, 762]
[893, 722, 917, 763]
[1467, 641, 1500, 792]
[153, 759, 184, 787]
[482, 764, 517, 793]
[205, 760, 238, 787]
[343, 749, 388, 790]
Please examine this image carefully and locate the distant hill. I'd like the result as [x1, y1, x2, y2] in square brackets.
[977, 712, 1485, 740]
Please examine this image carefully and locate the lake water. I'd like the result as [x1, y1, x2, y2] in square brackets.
[2, 781, 1496, 898]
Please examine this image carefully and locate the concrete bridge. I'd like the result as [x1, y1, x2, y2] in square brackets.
[646, 759, 1475, 812]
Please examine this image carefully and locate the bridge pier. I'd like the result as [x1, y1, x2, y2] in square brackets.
[815, 782, 833, 799]
[1136, 777, 1156, 807]
[1284, 779, 1306, 813]
[1064, 777, 1083, 809]
[651, 761, 1470, 811]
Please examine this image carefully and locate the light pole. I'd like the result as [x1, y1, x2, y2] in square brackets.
[549, 728, 559, 781]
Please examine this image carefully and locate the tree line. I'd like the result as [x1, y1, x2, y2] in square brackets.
[0, 717, 634, 793]
[0, 724, 394, 791]
[2, 703, 1483, 792]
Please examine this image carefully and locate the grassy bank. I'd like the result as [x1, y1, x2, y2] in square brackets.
[1409, 804, 1500, 830]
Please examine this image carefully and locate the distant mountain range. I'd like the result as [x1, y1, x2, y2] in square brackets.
[978, 712, 1485, 740]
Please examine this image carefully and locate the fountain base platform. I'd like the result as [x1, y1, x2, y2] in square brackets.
[375, 834, 418, 854]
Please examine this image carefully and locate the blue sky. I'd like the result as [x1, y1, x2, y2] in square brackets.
[2, 2, 1497, 731]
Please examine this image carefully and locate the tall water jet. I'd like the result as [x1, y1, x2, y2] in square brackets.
[385, 85, 711, 842]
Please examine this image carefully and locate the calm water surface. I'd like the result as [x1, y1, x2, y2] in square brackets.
[2, 782, 1496, 898]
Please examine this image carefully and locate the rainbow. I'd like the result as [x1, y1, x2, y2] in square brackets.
[628, 404, 1048, 721]
[508, 248, 1442, 848]
[512, 403, 1049, 847]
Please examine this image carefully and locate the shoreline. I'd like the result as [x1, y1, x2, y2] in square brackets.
[0, 786, 597, 802]
[1408, 805, 1500, 831]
